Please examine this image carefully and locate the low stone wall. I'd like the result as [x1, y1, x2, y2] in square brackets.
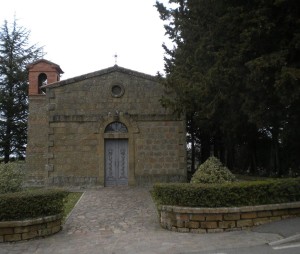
[160, 202, 300, 233]
[0, 214, 62, 242]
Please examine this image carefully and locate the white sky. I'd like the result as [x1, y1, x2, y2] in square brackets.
[0, 0, 172, 80]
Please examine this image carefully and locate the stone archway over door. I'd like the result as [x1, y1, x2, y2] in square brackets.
[105, 139, 128, 186]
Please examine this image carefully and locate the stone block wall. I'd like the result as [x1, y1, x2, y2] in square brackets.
[135, 120, 186, 184]
[48, 71, 169, 117]
[26, 66, 187, 186]
[160, 202, 300, 233]
[0, 215, 62, 242]
[26, 95, 48, 186]
[47, 121, 100, 185]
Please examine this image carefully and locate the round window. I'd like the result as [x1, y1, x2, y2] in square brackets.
[111, 84, 124, 97]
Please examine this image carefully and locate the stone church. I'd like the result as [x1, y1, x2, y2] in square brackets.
[26, 59, 186, 186]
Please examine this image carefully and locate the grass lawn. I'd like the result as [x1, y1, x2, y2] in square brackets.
[63, 192, 83, 222]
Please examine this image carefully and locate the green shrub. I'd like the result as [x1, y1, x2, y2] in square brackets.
[191, 156, 236, 184]
[0, 162, 24, 194]
[0, 189, 69, 221]
[152, 178, 300, 207]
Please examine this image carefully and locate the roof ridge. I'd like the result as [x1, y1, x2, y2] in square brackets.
[42, 65, 158, 88]
[27, 59, 64, 74]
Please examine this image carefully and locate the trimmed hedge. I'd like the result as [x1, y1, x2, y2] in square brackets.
[0, 189, 69, 221]
[152, 178, 300, 207]
[191, 156, 236, 184]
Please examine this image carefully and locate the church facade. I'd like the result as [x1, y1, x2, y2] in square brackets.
[26, 59, 186, 186]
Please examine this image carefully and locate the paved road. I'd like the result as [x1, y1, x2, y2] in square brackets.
[0, 187, 296, 254]
[187, 243, 300, 254]
[253, 217, 300, 238]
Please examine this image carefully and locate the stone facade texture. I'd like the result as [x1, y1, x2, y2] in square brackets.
[26, 61, 186, 186]
[0, 215, 62, 242]
[26, 95, 48, 185]
[159, 202, 300, 233]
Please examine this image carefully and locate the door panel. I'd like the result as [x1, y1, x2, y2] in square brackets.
[105, 139, 128, 186]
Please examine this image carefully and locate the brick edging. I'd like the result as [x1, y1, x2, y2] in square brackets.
[0, 214, 63, 242]
[159, 202, 300, 233]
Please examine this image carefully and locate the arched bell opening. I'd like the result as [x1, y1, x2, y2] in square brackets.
[38, 73, 47, 94]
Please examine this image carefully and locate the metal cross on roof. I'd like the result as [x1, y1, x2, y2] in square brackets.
[114, 53, 118, 65]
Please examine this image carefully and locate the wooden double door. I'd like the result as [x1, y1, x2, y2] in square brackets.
[105, 139, 128, 186]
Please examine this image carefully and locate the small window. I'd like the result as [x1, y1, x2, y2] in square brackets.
[105, 122, 128, 133]
[111, 83, 124, 98]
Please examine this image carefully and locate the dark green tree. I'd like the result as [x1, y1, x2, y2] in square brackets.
[0, 18, 42, 162]
[156, 0, 253, 173]
[156, 0, 300, 176]
[241, 0, 300, 175]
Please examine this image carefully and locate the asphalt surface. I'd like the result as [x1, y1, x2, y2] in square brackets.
[253, 217, 300, 238]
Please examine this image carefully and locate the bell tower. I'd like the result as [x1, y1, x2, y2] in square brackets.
[27, 59, 64, 95]
[26, 59, 63, 186]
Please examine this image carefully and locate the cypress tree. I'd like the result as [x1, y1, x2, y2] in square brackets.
[0, 18, 42, 162]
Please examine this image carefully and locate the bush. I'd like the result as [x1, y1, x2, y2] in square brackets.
[0, 162, 24, 194]
[152, 178, 300, 207]
[0, 189, 69, 221]
[190, 156, 236, 184]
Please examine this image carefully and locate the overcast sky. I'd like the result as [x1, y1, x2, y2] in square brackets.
[0, 0, 172, 80]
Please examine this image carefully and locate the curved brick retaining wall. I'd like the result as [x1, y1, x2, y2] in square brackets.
[0, 214, 62, 242]
[160, 202, 300, 233]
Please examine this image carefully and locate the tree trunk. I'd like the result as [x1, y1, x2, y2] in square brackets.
[249, 139, 257, 175]
[4, 123, 11, 163]
[190, 116, 196, 174]
[270, 128, 281, 176]
[226, 139, 235, 170]
[201, 134, 211, 163]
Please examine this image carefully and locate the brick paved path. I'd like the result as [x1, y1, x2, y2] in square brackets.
[0, 187, 281, 254]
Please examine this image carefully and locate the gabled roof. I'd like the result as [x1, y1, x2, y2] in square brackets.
[27, 59, 64, 74]
[42, 65, 158, 88]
